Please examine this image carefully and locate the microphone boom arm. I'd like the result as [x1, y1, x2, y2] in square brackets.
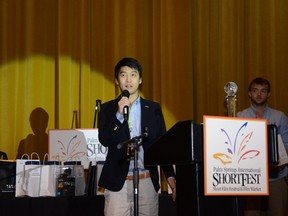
[117, 131, 148, 150]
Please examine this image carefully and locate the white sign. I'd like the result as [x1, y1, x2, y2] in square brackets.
[49, 129, 107, 169]
[204, 116, 269, 196]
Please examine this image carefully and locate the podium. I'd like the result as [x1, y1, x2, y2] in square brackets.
[145, 120, 244, 216]
[145, 120, 280, 216]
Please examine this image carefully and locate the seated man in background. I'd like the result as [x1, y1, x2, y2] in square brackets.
[237, 77, 288, 216]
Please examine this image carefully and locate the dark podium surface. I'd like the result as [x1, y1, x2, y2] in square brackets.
[0, 194, 176, 216]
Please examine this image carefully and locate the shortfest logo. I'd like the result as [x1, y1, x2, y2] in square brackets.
[213, 122, 260, 165]
[211, 121, 262, 190]
[52, 135, 86, 161]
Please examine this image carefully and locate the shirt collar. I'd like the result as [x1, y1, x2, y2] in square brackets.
[250, 104, 268, 113]
[133, 96, 141, 105]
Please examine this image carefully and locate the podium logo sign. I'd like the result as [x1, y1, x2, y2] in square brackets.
[204, 116, 269, 196]
[49, 129, 107, 169]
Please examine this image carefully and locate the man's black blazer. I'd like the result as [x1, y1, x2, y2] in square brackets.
[98, 96, 175, 192]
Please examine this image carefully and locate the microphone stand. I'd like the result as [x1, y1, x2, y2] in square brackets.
[93, 99, 101, 128]
[88, 99, 101, 197]
[133, 141, 140, 216]
[224, 82, 241, 216]
[117, 132, 148, 216]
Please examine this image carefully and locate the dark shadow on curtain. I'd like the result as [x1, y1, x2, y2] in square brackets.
[16, 107, 49, 161]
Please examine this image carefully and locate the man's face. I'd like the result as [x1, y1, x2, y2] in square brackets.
[248, 83, 270, 106]
[115, 66, 142, 96]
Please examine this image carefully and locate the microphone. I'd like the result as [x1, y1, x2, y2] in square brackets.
[93, 99, 102, 128]
[122, 90, 130, 121]
[96, 99, 101, 111]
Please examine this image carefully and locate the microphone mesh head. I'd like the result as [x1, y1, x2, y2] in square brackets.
[122, 90, 130, 98]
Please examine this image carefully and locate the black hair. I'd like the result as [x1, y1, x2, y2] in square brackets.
[114, 57, 142, 79]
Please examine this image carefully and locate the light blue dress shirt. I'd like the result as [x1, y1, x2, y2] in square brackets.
[237, 104, 288, 180]
[116, 96, 145, 173]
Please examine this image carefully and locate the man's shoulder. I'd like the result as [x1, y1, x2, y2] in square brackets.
[102, 98, 118, 106]
[99, 99, 119, 114]
[267, 107, 286, 116]
[140, 98, 160, 107]
[237, 107, 253, 118]
[236, 105, 287, 118]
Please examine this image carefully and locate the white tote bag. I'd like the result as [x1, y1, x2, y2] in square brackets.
[15, 153, 40, 197]
[23, 160, 41, 197]
[39, 161, 61, 197]
[15, 157, 29, 197]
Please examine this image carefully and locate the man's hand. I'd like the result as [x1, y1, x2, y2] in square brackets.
[167, 177, 176, 202]
[118, 96, 130, 115]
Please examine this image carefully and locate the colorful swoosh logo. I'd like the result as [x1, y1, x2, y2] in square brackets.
[51, 135, 86, 161]
[213, 122, 260, 165]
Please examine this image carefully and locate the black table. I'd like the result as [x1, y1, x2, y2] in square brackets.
[0, 194, 176, 216]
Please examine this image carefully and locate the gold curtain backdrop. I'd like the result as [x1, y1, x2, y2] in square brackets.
[0, 0, 288, 159]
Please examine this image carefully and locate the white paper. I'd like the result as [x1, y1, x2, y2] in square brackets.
[276, 135, 288, 166]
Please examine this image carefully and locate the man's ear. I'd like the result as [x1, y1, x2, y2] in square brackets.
[267, 92, 271, 98]
[115, 79, 119, 86]
[248, 91, 252, 98]
[139, 78, 142, 84]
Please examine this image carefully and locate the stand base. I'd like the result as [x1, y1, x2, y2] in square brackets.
[176, 164, 244, 216]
